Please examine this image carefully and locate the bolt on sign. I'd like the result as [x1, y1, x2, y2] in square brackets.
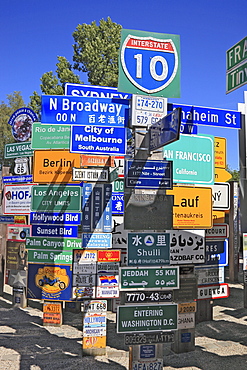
[226, 36, 247, 93]
[33, 150, 81, 183]
[214, 137, 226, 169]
[166, 186, 212, 229]
[118, 29, 180, 97]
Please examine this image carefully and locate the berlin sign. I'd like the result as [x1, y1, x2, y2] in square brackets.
[118, 29, 180, 97]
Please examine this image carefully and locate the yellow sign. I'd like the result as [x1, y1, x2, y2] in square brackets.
[178, 302, 197, 314]
[215, 137, 226, 169]
[33, 150, 81, 183]
[82, 336, 106, 349]
[213, 211, 225, 224]
[215, 168, 232, 182]
[167, 186, 212, 229]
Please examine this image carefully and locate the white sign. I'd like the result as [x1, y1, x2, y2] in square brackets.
[169, 230, 205, 264]
[205, 224, 229, 239]
[132, 360, 163, 370]
[84, 300, 107, 313]
[72, 167, 109, 182]
[177, 313, 195, 329]
[72, 274, 96, 286]
[211, 183, 230, 210]
[72, 286, 96, 300]
[195, 267, 224, 285]
[197, 283, 229, 300]
[7, 224, 31, 241]
[131, 94, 167, 127]
[83, 326, 106, 337]
[72, 263, 97, 274]
[96, 286, 119, 298]
[3, 183, 35, 215]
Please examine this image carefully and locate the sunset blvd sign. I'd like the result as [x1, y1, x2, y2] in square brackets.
[119, 266, 179, 290]
[118, 29, 180, 97]
[117, 304, 178, 333]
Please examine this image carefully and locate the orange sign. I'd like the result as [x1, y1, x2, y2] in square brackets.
[43, 302, 62, 325]
[215, 168, 232, 182]
[97, 250, 121, 262]
[82, 336, 106, 349]
[81, 155, 114, 167]
[33, 150, 81, 183]
[215, 137, 226, 169]
[213, 211, 225, 224]
[167, 186, 213, 229]
[43, 302, 62, 314]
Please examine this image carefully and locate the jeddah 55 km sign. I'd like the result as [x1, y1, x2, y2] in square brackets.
[118, 29, 180, 97]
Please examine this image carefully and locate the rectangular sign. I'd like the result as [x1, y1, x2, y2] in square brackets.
[70, 125, 126, 155]
[72, 286, 96, 300]
[0, 215, 15, 223]
[31, 185, 81, 212]
[195, 266, 224, 285]
[31, 225, 78, 238]
[41, 95, 129, 126]
[177, 313, 195, 329]
[167, 103, 241, 129]
[81, 154, 114, 167]
[211, 183, 230, 210]
[96, 286, 119, 299]
[197, 283, 229, 300]
[125, 159, 172, 189]
[163, 134, 214, 185]
[125, 291, 173, 304]
[72, 263, 97, 275]
[119, 266, 179, 290]
[205, 224, 229, 239]
[65, 83, 131, 99]
[82, 233, 112, 249]
[2, 175, 33, 184]
[97, 250, 121, 262]
[167, 186, 212, 229]
[112, 192, 124, 215]
[73, 249, 98, 263]
[117, 304, 178, 333]
[131, 94, 167, 127]
[3, 183, 35, 215]
[124, 193, 173, 230]
[227, 36, 247, 93]
[7, 224, 31, 241]
[128, 232, 170, 266]
[26, 236, 82, 250]
[30, 212, 81, 225]
[72, 273, 96, 286]
[28, 249, 73, 265]
[149, 108, 181, 150]
[97, 262, 119, 274]
[31, 123, 71, 149]
[124, 332, 174, 345]
[4, 141, 33, 159]
[169, 229, 205, 264]
[178, 302, 197, 314]
[33, 150, 81, 183]
[215, 137, 226, 169]
[72, 167, 109, 182]
[204, 239, 228, 266]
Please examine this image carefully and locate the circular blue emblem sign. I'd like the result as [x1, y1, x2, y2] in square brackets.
[8, 107, 38, 142]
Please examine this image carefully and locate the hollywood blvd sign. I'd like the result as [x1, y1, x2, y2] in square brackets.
[41, 95, 129, 126]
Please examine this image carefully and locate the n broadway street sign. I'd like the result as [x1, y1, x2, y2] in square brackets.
[117, 304, 178, 333]
[41, 95, 129, 126]
[119, 266, 179, 290]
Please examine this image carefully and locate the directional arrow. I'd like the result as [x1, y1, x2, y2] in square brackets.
[214, 168, 232, 182]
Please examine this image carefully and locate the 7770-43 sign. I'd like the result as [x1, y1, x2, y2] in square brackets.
[118, 29, 180, 97]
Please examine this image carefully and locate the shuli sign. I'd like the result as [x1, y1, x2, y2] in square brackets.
[118, 29, 180, 97]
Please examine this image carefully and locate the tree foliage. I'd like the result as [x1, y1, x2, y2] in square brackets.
[226, 165, 240, 182]
[0, 91, 25, 166]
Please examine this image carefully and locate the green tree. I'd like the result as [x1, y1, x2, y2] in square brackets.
[226, 165, 240, 182]
[29, 17, 121, 115]
[0, 91, 25, 166]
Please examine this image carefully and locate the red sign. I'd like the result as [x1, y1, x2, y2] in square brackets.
[197, 283, 229, 300]
[81, 155, 114, 167]
[97, 250, 121, 262]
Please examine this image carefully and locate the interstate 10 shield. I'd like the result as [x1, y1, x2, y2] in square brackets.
[118, 29, 180, 97]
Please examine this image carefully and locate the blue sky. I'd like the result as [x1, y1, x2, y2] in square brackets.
[1, 0, 246, 169]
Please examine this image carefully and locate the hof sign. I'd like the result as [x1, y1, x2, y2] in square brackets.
[118, 29, 180, 97]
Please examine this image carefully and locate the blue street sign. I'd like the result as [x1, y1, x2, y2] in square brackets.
[65, 83, 131, 99]
[70, 125, 126, 155]
[41, 95, 129, 126]
[82, 233, 112, 248]
[204, 239, 228, 267]
[0, 215, 15, 223]
[31, 225, 78, 238]
[2, 175, 33, 184]
[149, 108, 181, 151]
[180, 123, 198, 135]
[168, 103, 241, 129]
[125, 159, 172, 189]
[112, 192, 124, 215]
[30, 212, 81, 225]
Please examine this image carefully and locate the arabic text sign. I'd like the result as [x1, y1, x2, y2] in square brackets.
[125, 159, 172, 189]
[41, 95, 129, 126]
[169, 230, 205, 264]
[128, 232, 170, 266]
[31, 123, 71, 149]
[164, 134, 214, 185]
[166, 186, 212, 229]
[149, 108, 181, 151]
[117, 304, 178, 333]
[167, 103, 241, 129]
[4, 142, 33, 159]
[25, 236, 82, 250]
[119, 266, 179, 291]
[70, 125, 126, 156]
[31, 185, 81, 212]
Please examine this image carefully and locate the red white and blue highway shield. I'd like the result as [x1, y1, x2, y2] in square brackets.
[121, 35, 179, 94]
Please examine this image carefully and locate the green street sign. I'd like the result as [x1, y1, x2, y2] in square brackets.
[113, 179, 124, 192]
[117, 304, 178, 333]
[26, 237, 82, 250]
[31, 185, 81, 212]
[28, 249, 73, 265]
[226, 36, 247, 93]
[227, 36, 247, 71]
[163, 134, 214, 185]
[31, 123, 71, 149]
[120, 266, 179, 290]
[128, 232, 170, 266]
[227, 60, 247, 93]
[4, 142, 33, 159]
